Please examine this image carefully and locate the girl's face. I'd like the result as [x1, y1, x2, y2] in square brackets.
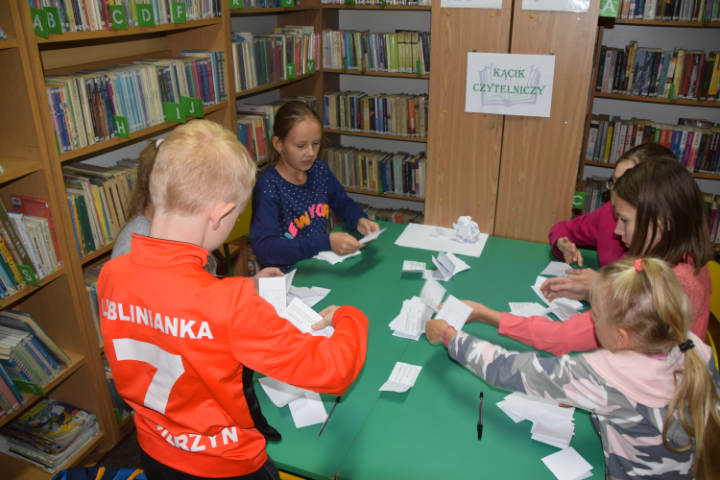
[611, 192, 637, 248]
[274, 117, 322, 173]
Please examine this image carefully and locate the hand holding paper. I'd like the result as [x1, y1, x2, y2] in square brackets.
[541, 269, 597, 302]
[358, 227, 386, 244]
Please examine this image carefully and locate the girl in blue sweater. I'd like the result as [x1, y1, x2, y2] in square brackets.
[249, 101, 379, 271]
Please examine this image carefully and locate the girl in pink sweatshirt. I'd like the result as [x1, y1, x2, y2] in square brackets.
[464, 157, 712, 355]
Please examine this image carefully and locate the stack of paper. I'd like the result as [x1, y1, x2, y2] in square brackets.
[389, 297, 434, 340]
[402, 260, 427, 273]
[258, 377, 328, 428]
[497, 393, 576, 449]
[313, 250, 361, 265]
[379, 362, 422, 392]
[532, 276, 584, 321]
[259, 269, 331, 311]
[423, 252, 471, 281]
[541, 447, 594, 480]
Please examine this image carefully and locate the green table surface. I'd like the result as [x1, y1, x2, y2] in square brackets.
[256, 221, 605, 479]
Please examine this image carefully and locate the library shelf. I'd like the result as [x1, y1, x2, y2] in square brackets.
[321, 4, 431, 10]
[0, 268, 66, 310]
[0, 38, 18, 49]
[234, 73, 318, 98]
[593, 92, 720, 107]
[345, 187, 424, 202]
[0, 158, 43, 185]
[81, 243, 114, 267]
[230, 6, 317, 15]
[584, 161, 720, 181]
[322, 68, 429, 79]
[613, 19, 720, 27]
[325, 128, 427, 142]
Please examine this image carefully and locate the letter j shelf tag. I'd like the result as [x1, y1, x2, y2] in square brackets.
[181, 97, 204, 118]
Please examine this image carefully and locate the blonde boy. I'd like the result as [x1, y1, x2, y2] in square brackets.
[99, 120, 369, 480]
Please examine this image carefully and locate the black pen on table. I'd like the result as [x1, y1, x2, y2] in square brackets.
[318, 396, 341, 438]
[477, 391, 484, 440]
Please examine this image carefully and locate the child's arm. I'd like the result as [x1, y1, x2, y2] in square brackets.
[498, 310, 599, 356]
[426, 320, 609, 414]
[249, 186, 331, 268]
[549, 202, 611, 263]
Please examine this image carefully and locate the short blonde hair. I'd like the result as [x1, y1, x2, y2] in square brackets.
[150, 120, 256, 215]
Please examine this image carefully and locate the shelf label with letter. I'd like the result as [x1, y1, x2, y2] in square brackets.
[286, 63, 296, 79]
[31, 8, 49, 38]
[109, 5, 128, 30]
[136, 4, 155, 27]
[114, 116, 130, 138]
[572, 191, 586, 209]
[307, 59, 315, 74]
[345, 0, 356, 5]
[181, 97, 204, 118]
[163, 102, 186, 123]
[171, 2, 187, 24]
[281, 0, 296, 6]
[44, 7, 62, 35]
[230, 0, 244, 8]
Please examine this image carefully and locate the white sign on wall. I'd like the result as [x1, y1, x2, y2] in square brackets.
[522, 0, 589, 12]
[465, 52, 555, 117]
[441, 0, 502, 8]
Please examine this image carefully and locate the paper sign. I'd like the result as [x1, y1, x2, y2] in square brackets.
[44, 7, 61, 34]
[181, 96, 204, 118]
[466, 52, 555, 118]
[136, 4, 155, 27]
[171, 1, 187, 23]
[109, 5, 128, 30]
[113, 116, 130, 138]
[522, 0, 589, 11]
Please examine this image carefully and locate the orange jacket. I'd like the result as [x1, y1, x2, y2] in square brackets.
[99, 235, 368, 477]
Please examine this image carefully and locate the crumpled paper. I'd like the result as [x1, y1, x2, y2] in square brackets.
[453, 216, 480, 243]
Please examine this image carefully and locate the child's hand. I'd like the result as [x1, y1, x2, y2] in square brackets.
[426, 319, 453, 345]
[540, 268, 597, 302]
[313, 305, 340, 330]
[556, 237, 584, 267]
[356, 218, 380, 236]
[462, 300, 501, 327]
[330, 232, 364, 256]
[251, 267, 284, 292]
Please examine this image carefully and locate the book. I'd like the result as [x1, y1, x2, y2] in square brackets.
[0, 310, 70, 367]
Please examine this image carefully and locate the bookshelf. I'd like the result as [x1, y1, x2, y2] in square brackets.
[0, 1, 112, 477]
[577, 19, 720, 243]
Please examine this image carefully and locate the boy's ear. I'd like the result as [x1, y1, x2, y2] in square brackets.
[209, 202, 236, 229]
[271, 136, 282, 154]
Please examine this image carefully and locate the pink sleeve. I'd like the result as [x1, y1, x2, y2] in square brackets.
[498, 311, 600, 356]
[549, 203, 611, 260]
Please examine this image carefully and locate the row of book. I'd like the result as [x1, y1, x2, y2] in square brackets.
[27, 0, 221, 33]
[231, 0, 294, 7]
[585, 115, 720, 173]
[0, 197, 61, 297]
[323, 91, 429, 137]
[578, 176, 611, 215]
[236, 96, 316, 164]
[615, 0, 720, 21]
[0, 398, 98, 473]
[357, 204, 425, 224]
[64, 160, 138, 257]
[595, 44, 720, 101]
[231, 28, 319, 92]
[321, 0, 431, 4]
[103, 357, 131, 424]
[706, 194, 720, 243]
[0, 310, 71, 416]
[323, 147, 426, 198]
[84, 261, 103, 347]
[46, 50, 226, 153]
[322, 29, 430, 75]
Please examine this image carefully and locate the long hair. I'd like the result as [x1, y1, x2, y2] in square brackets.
[127, 140, 159, 219]
[612, 158, 711, 272]
[270, 101, 323, 164]
[591, 257, 720, 480]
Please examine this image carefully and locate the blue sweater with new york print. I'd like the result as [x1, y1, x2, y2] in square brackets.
[249, 161, 367, 271]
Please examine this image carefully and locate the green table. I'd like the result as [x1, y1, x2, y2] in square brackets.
[257, 222, 604, 479]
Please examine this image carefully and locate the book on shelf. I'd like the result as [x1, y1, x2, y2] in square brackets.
[0, 310, 70, 368]
[595, 42, 719, 102]
[579, 176, 611, 215]
[616, 0, 720, 20]
[231, 28, 319, 92]
[322, 29, 430, 74]
[63, 160, 138, 257]
[26, 0, 222, 34]
[102, 357, 131, 425]
[321, 0, 432, 4]
[0, 397, 99, 473]
[323, 91, 428, 137]
[586, 114, 720, 173]
[84, 260, 106, 347]
[46, 50, 226, 153]
[323, 146, 426, 197]
[357, 204, 425, 224]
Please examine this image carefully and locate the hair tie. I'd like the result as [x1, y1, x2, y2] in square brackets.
[154, 138, 165, 149]
[634, 258, 644, 272]
[678, 339, 695, 353]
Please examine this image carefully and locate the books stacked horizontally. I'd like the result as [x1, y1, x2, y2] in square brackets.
[0, 398, 98, 473]
[46, 50, 226, 153]
[595, 44, 719, 101]
[26, 0, 222, 33]
[0, 196, 61, 295]
[231, 27, 319, 92]
[237, 96, 317, 164]
[323, 91, 429, 137]
[322, 29, 430, 74]
[323, 147, 426, 198]
[585, 115, 719, 172]
[616, 0, 719, 21]
[0, 310, 71, 408]
[63, 160, 138, 257]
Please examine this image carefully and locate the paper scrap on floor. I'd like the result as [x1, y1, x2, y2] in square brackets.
[379, 362, 422, 392]
[541, 447, 593, 480]
[314, 250, 361, 265]
[420, 278, 446, 311]
[532, 276, 584, 320]
[509, 302, 549, 317]
[402, 260, 427, 272]
[284, 298, 334, 337]
[541, 261, 572, 277]
[358, 227, 387, 244]
[394, 223, 488, 257]
[389, 297, 434, 340]
[434, 295, 472, 330]
[496, 392, 575, 449]
[258, 377, 327, 428]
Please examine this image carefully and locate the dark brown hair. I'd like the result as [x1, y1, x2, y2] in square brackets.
[128, 140, 159, 218]
[617, 142, 676, 165]
[271, 101, 323, 164]
[613, 158, 711, 271]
